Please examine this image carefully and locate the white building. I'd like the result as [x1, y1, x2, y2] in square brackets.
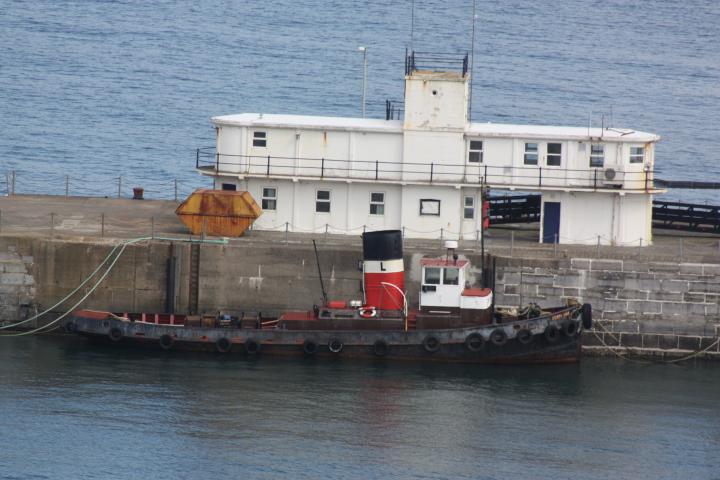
[198, 52, 661, 245]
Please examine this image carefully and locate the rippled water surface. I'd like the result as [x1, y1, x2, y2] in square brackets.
[0, 337, 719, 479]
[1, 0, 719, 201]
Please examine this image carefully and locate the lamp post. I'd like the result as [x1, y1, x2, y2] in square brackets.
[358, 46, 368, 118]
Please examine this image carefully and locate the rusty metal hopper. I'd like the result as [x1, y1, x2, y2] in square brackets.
[175, 189, 262, 237]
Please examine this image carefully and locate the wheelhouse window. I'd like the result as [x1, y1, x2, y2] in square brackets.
[546, 143, 562, 166]
[443, 268, 459, 285]
[419, 199, 440, 216]
[424, 267, 441, 285]
[316, 190, 331, 213]
[252, 131, 267, 147]
[464, 196, 475, 219]
[261, 187, 277, 210]
[221, 183, 236, 191]
[524, 143, 538, 165]
[468, 140, 483, 163]
[590, 144, 604, 167]
[370, 192, 385, 215]
[630, 146, 645, 164]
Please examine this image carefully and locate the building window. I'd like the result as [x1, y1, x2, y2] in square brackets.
[261, 187, 277, 210]
[443, 268, 459, 285]
[464, 196, 475, 219]
[419, 199, 440, 216]
[590, 144, 604, 167]
[630, 146, 645, 164]
[316, 190, 331, 213]
[370, 192, 385, 215]
[221, 183, 236, 191]
[524, 143, 538, 165]
[424, 267, 441, 285]
[468, 140, 483, 163]
[547, 143, 562, 166]
[252, 131, 267, 147]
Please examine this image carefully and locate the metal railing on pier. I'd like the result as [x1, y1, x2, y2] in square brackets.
[2, 170, 206, 201]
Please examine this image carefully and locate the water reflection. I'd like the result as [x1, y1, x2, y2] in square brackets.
[1, 337, 719, 479]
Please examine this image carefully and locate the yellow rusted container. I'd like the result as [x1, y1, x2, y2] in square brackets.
[175, 189, 262, 237]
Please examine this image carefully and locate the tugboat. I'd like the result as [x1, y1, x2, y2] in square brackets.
[68, 230, 592, 364]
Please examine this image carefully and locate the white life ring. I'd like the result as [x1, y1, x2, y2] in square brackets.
[358, 306, 377, 318]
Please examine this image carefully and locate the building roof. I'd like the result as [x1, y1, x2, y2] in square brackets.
[466, 123, 660, 143]
[212, 113, 403, 133]
[212, 113, 660, 143]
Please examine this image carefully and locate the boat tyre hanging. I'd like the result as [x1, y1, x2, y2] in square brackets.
[216, 337, 232, 353]
[244, 338, 260, 355]
[373, 339, 389, 357]
[581, 303, 593, 329]
[159, 334, 174, 351]
[490, 328, 508, 347]
[108, 327, 123, 342]
[544, 324, 560, 343]
[516, 328, 533, 345]
[422, 335, 441, 353]
[328, 338, 343, 354]
[359, 306, 377, 319]
[465, 332, 485, 352]
[562, 320, 579, 337]
[302, 339, 319, 356]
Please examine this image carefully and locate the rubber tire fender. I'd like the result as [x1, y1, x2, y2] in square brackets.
[581, 303, 593, 330]
[328, 338, 343, 354]
[159, 334, 174, 351]
[302, 339, 319, 356]
[490, 328, 508, 347]
[422, 335, 441, 353]
[562, 320, 579, 337]
[108, 327, 123, 342]
[216, 337, 232, 353]
[244, 338, 260, 355]
[464, 333, 485, 352]
[516, 328, 533, 345]
[544, 324, 560, 343]
[372, 339, 389, 357]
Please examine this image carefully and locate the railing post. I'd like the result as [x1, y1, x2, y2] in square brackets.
[594, 169, 598, 189]
[266, 155, 271, 176]
[596, 235, 601, 257]
[65, 175, 69, 197]
[215, 153, 220, 173]
[510, 231, 514, 257]
[285, 222, 289, 244]
[402, 226, 405, 238]
[440, 228, 444, 240]
[430, 163, 434, 183]
[174, 178, 178, 201]
[321, 158, 325, 178]
[554, 233, 558, 256]
[11, 171, 15, 195]
[117, 176, 122, 198]
[196, 148, 199, 168]
[645, 170, 649, 192]
[484, 164, 487, 184]
[151, 217, 155, 239]
[375, 160, 379, 180]
[539, 167, 542, 187]
[101, 213, 105, 238]
[50, 212, 55, 236]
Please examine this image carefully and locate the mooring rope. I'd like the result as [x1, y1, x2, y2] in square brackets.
[590, 321, 720, 364]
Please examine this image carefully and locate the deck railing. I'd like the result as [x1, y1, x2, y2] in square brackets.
[195, 149, 658, 192]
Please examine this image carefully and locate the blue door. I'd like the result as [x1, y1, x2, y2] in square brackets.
[542, 202, 560, 243]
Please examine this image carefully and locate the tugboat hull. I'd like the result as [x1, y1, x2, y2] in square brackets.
[69, 307, 586, 365]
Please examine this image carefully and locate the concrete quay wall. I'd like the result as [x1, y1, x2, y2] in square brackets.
[1, 234, 718, 358]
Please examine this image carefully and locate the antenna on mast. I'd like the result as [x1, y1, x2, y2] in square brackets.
[468, 0, 477, 122]
[410, 0, 415, 51]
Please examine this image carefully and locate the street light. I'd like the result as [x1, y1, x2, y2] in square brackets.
[358, 46, 368, 118]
